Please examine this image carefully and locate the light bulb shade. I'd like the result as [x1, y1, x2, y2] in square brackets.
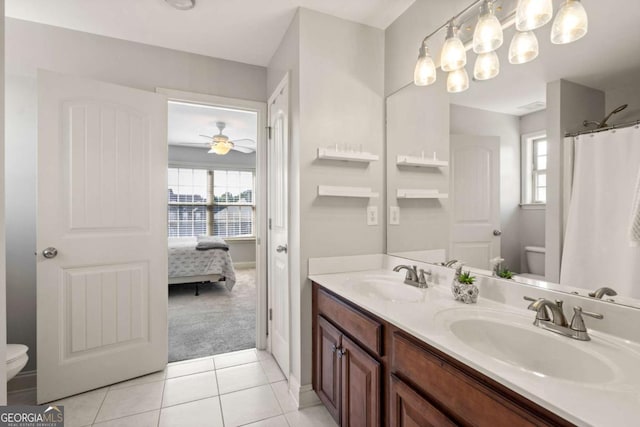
[473, 2, 503, 53]
[509, 31, 539, 64]
[414, 46, 437, 86]
[208, 141, 234, 155]
[474, 52, 500, 80]
[441, 25, 467, 71]
[447, 68, 470, 93]
[551, 0, 588, 44]
[516, 0, 553, 31]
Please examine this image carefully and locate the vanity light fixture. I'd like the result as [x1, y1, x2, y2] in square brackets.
[474, 51, 500, 80]
[509, 30, 539, 64]
[515, 0, 553, 31]
[473, 0, 503, 54]
[165, 0, 196, 10]
[447, 68, 470, 93]
[551, 0, 588, 44]
[414, 42, 437, 86]
[441, 21, 467, 72]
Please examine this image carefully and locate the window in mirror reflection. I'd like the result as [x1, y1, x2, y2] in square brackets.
[521, 132, 547, 206]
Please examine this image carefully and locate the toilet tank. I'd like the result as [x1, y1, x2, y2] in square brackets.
[524, 246, 545, 275]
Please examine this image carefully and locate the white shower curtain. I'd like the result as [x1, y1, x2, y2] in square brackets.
[561, 125, 640, 298]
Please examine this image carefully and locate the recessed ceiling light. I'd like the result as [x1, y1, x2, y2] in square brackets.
[165, 0, 195, 10]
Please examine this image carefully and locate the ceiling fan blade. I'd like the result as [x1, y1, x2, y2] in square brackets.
[232, 146, 255, 154]
[199, 134, 213, 139]
[231, 138, 256, 146]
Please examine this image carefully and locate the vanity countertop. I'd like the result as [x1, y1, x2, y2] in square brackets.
[309, 269, 640, 427]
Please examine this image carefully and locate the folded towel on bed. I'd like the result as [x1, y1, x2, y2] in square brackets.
[196, 236, 229, 251]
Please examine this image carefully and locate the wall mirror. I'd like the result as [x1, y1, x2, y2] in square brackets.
[385, 0, 640, 308]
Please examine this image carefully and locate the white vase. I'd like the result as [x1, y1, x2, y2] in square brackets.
[452, 281, 479, 304]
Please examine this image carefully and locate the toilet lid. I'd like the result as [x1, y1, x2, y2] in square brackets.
[7, 344, 28, 362]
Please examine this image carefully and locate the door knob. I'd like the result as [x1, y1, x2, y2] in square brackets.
[493, 230, 502, 236]
[276, 245, 288, 253]
[42, 247, 58, 259]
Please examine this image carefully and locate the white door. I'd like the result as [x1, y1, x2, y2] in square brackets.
[37, 70, 168, 403]
[450, 135, 501, 270]
[267, 77, 290, 378]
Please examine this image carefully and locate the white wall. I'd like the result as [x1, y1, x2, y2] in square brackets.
[0, 0, 9, 404]
[450, 105, 521, 272]
[5, 18, 267, 372]
[605, 83, 640, 124]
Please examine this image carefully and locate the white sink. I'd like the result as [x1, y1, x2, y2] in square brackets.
[346, 279, 425, 303]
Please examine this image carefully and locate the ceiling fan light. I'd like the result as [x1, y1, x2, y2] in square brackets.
[447, 68, 469, 93]
[516, 0, 553, 31]
[165, 0, 195, 10]
[509, 31, 539, 64]
[208, 141, 234, 155]
[474, 51, 500, 81]
[414, 44, 437, 86]
[441, 22, 467, 72]
[551, 0, 588, 45]
[473, 1, 503, 54]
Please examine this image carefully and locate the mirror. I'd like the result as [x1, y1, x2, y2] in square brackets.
[385, 0, 640, 308]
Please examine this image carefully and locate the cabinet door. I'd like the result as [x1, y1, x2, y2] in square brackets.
[316, 316, 342, 422]
[389, 375, 456, 427]
[341, 335, 381, 427]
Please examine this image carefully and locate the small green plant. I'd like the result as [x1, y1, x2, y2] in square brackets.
[497, 268, 514, 279]
[457, 271, 476, 284]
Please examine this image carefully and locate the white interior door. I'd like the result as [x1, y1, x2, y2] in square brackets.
[37, 70, 168, 403]
[450, 134, 501, 270]
[268, 77, 290, 378]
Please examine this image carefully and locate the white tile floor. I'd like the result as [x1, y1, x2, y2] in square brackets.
[8, 349, 337, 427]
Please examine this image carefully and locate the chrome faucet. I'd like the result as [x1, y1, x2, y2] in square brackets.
[524, 297, 603, 341]
[588, 287, 617, 299]
[440, 259, 459, 267]
[393, 265, 430, 288]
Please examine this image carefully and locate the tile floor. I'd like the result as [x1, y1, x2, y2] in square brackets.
[8, 349, 337, 427]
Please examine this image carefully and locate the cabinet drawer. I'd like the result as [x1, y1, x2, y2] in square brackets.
[389, 375, 456, 427]
[392, 332, 570, 427]
[317, 288, 383, 356]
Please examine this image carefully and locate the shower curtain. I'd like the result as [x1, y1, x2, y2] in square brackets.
[561, 125, 640, 299]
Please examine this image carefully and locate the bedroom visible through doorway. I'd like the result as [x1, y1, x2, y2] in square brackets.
[166, 99, 260, 362]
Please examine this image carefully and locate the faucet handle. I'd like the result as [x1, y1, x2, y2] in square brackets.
[570, 306, 603, 341]
[418, 269, 432, 287]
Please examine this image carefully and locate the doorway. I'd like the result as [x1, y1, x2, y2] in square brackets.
[161, 89, 268, 362]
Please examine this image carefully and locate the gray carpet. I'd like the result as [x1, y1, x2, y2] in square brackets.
[168, 269, 256, 363]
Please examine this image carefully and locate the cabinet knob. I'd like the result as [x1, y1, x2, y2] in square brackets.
[337, 348, 347, 358]
[331, 344, 337, 353]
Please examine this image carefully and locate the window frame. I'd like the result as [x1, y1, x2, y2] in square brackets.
[520, 131, 547, 209]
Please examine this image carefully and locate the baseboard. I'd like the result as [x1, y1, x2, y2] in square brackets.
[8, 370, 36, 393]
[234, 261, 256, 269]
[288, 374, 320, 409]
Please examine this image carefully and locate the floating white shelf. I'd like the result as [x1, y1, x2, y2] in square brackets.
[318, 185, 379, 198]
[317, 148, 379, 162]
[396, 155, 448, 168]
[396, 189, 448, 199]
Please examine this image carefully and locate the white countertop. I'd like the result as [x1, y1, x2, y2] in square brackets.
[309, 268, 640, 427]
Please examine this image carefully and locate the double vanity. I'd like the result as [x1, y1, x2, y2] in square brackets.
[309, 255, 640, 426]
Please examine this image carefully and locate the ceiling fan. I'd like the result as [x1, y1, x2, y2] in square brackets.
[199, 122, 256, 155]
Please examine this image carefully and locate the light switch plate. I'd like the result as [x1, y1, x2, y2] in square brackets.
[367, 206, 378, 226]
[390, 206, 400, 225]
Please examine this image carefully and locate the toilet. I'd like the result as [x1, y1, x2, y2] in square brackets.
[520, 246, 546, 280]
[6, 344, 29, 381]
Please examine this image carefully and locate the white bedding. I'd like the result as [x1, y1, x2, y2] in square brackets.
[168, 237, 236, 291]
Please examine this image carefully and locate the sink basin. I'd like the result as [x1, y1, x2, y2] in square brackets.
[346, 279, 424, 303]
[439, 309, 616, 384]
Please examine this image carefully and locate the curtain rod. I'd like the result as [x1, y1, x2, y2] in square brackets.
[565, 119, 640, 138]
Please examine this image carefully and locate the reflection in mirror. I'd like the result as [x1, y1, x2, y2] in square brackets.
[386, 0, 640, 308]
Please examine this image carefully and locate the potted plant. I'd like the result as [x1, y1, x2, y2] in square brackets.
[497, 267, 514, 279]
[451, 268, 479, 304]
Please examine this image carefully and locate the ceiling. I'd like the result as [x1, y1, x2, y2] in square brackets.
[168, 102, 257, 151]
[5, 0, 415, 66]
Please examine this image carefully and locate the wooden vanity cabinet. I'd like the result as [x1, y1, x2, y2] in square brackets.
[312, 282, 575, 427]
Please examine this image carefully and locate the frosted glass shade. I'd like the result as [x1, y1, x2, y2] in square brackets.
[509, 31, 539, 64]
[414, 46, 437, 86]
[473, 3, 503, 53]
[441, 26, 467, 71]
[474, 52, 500, 80]
[516, 0, 553, 31]
[551, 0, 588, 44]
[447, 68, 469, 93]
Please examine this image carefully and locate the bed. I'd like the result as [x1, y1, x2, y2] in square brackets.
[168, 237, 236, 294]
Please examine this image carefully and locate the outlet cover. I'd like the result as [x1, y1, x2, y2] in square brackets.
[390, 206, 400, 225]
[367, 206, 378, 226]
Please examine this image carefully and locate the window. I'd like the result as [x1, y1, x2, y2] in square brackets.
[521, 132, 547, 206]
[168, 167, 255, 238]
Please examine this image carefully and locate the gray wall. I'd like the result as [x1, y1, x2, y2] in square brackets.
[5, 18, 267, 371]
[168, 146, 257, 265]
[605, 83, 640, 123]
[450, 105, 521, 272]
[0, 0, 8, 402]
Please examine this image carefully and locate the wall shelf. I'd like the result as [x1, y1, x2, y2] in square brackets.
[318, 185, 379, 198]
[318, 148, 379, 163]
[396, 155, 448, 168]
[396, 189, 448, 199]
